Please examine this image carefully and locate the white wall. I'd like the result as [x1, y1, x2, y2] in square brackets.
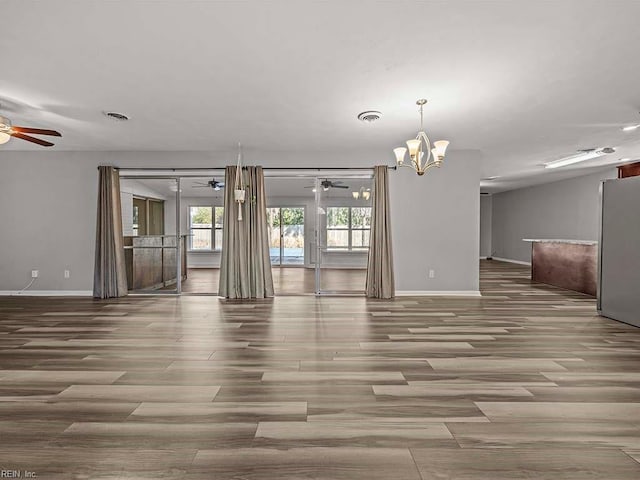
[119, 178, 169, 236]
[491, 168, 617, 263]
[0, 149, 481, 294]
[479, 195, 492, 258]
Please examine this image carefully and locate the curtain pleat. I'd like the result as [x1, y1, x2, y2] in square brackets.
[366, 165, 395, 298]
[219, 166, 275, 299]
[93, 166, 128, 298]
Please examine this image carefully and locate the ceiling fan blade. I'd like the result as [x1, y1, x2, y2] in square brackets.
[12, 126, 62, 137]
[333, 185, 350, 189]
[10, 132, 55, 147]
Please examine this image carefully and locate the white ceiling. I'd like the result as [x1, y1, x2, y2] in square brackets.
[2, 1, 640, 192]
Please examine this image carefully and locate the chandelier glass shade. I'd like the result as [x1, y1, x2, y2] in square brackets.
[394, 99, 449, 176]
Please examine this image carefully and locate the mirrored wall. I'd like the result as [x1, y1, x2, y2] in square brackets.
[120, 177, 182, 294]
[119, 170, 373, 296]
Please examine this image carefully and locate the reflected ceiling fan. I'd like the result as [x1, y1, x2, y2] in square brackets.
[305, 179, 350, 192]
[193, 178, 225, 191]
[0, 114, 62, 147]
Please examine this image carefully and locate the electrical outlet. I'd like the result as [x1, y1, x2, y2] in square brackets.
[31, 270, 39, 278]
[64, 270, 70, 279]
[428, 269, 435, 279]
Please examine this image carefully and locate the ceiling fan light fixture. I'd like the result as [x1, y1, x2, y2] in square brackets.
[0, 116, 11, 144]
[0, 113, 61, 147]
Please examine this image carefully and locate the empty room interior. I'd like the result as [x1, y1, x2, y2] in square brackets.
[2, 1, 640, 478]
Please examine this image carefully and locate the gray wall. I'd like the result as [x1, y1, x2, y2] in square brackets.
[390, 152, 480, 292]
[491, 168, 617, 263]
[479, 195, 492, 258]
[599, 176, 640, 328]
[0, 149, 481, 294]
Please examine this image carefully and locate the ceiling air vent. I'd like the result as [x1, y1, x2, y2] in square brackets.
[104, 111, 130, 121]
[357, 111, 382, 123]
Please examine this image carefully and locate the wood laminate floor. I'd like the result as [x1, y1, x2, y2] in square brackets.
[180, 267, 366, 295]
[1, 260, 640, 478]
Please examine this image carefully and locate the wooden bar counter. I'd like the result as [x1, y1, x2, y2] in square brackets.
[124, 235, 187, 291]
[523, 239, 597, 296]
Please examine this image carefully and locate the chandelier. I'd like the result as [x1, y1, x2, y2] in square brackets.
[393, 99, 449, 176]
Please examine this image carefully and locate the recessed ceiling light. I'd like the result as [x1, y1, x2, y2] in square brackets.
[482, 176, 500, 181]
[104, 111, 130, 121]
[618, 158, 631, 162]
[622, 124, 640, 132]
[357, 111, 382, 123]
[544, 147, 615, 169]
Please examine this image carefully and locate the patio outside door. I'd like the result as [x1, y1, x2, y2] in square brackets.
[267, 207, 305, 266]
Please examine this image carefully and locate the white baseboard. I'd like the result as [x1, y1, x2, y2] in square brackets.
[0, 290, 93, 297]
[395, 290, 482, 297]
[491, 257, 531, 266]
[479, 256, 488, 260]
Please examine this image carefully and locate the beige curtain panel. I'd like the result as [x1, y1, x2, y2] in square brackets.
[366, 165, 395, 298]
[93, 166, 128, 299]
[219, 165, 275, 299]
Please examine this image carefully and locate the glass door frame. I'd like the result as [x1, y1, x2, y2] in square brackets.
[268, 206, 306, 267]
[119, 169, 373, 296]
[119, 175, 182, 295]
[314, 175, 373, 296]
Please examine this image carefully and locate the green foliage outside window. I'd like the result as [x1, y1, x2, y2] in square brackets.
[191, 206, 212, 226]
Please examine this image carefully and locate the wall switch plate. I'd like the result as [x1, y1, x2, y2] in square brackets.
[428, 269, 435, 279]
[64, 270, 70, 279]
[31, 270, 39, 278]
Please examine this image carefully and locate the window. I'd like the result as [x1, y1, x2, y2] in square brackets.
[189, 206, 224, 251]
[132, 205, 140, 236]
[326, 206, 371, 251]
[131, 197, 164, 236]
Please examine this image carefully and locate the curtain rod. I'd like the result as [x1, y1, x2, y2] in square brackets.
[102, 166, 397, 171]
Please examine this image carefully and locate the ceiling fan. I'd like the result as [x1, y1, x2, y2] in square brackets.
[0, 114, 62, 147]
[305, 179, 350, 191]
[193, 178, 225, 191]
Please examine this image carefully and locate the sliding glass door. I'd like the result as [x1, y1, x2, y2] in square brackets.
[119, 176, 182, 294]
[315, 176, 373, 294]
[268, 207, 305, 266]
